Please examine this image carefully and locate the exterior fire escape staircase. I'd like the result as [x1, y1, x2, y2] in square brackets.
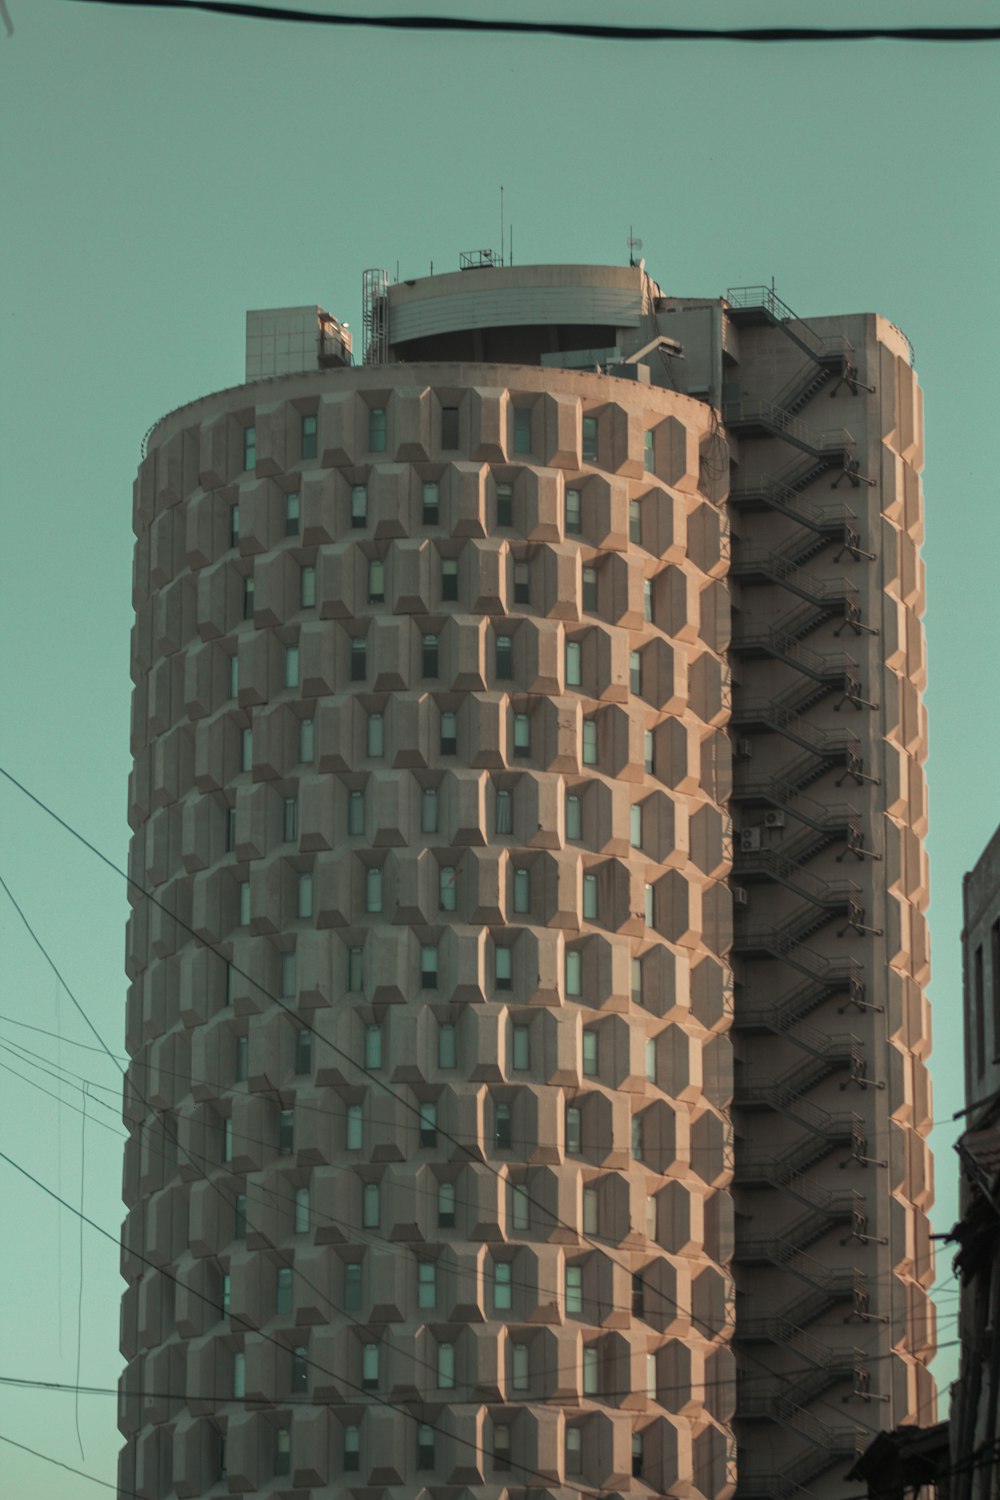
[724, 288, 879, 1500]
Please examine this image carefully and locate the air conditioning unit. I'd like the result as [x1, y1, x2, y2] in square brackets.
[733, 885, 750, 907]
[740, 828, 762, 852]
[763, 811, 786, 829]
[736, 739, 754, 759]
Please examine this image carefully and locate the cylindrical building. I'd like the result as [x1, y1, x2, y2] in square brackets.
[120, 267, 738, 1500]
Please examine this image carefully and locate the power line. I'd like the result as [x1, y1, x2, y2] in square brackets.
[57, 1, 1000, 44]
[0, 1430, 136, 1496]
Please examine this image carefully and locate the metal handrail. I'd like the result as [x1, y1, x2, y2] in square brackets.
[724, 396, 855, 455]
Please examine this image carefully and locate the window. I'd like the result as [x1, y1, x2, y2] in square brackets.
[632, 960, 650, 1008]
[225, 805, 237, 853]
[422, 634, 439, 678]
[278, 1108, 294, 1155]
[238, 881, 251, 927]
[225, 963, 235, 1007]
[241, 728, 253, 773]
[441, 406, 460, 450]
[646, 1038, 656, 1083]
[442, 558, 459, 601]
[363, 1182, 380, 1228]
[582, 566, 597, 612]
[367, 713, 384, 758]
[292, 1346, 309, 1394]
[300, 564, 316, 609]
[439, 866, 457, 912]
[242, 574, 254, 618]
[631, 1115, 644, 1163]
[348, 946, 363, 991]
[440, 711, 457, 755]
[418, 1261, 436, 1308]
[630, 650, 642, 696]
[302, 413, 318, 459]
[362, 1343, 379, 1389]
[299, 717, 314, 763]
[644, 730, 654, 775]
[632, 1271, 645, 1318]
[276, 1266, 293, 1315]
[583, 1186, 598, 1235]
[346, 1103, 363, 1150]
[349, 789, 365, 835]
[645, 1194, 657, 1240]
[495, 634, 513, 680]
[421, 787, 438, 833]
[417, 1424, 435, 1470]
[221, 1271, 231, 1320]
[495, 947, 512, 992]
[645, 883, 654, 927]
[294, 1186, 310, 1233]
[512, 1023, 530, 1071]
[344, 1262, 362, 1311]
[284, 645, 299, 689]
[496, 483, 513, 528]
[286, 491, 301, 536]
[421, 481, 440, 523]
[566, 1428, 583, 1476]
[368, 559, 385, 604]
[235, 1193, 247, 1239]
[438, 1023, 456, 1069]
[419, 1102, 437, 1147]
[350, 637, 367, 682]
[368, 407, 386, 453]
[513, 408, 532, 454]
[493, 1425, 511, 1473]
[512, 1343, 529, 1391]
[514, 561, 530, 604]
[364, 1024, 383, 1068]
[583, 1345, 599, 1395]
[582, 415, 598, 462]
[565, 1265, 583, 1314]
[283, 797, 298, 842]
[644, 428, 654, 472]
[230, 504, 241, 548]
[629, 499, 641, 543]
[565, 1107, 582, 1156]
[565, 488, 582, 535]
[643, 578, 653, 622]
[228, 655, 239, 700]
[583, 874, 597, 921]
[513, 867, 530, 915]
[513, 713, 530, 758]
[421, 945, 438, 989]
[630, 803, 642, 849]
[646, 1352, 657, 1400]
[495, 787, 513, 835]
[280, 951, 296, 998]
[566, 640, 582, 687]
[298, 872, 313, 918]
[343, 1426, 360, 1472]
[438, 1342, 455, 1389]
[632, 1433, 644, 1479]
[582, 1028, 598, 1076]
[582, 719, 597, 766]
[438, 1181, 456, 1227]
[512, 1182, 530, 1230]
[494, 1261, 513, 1311]
[223, 1117, 233, 1163]
[233, 1350, 245, 1399]
[244, 425, 256, 472]
[366, 867, 383, 913]
[565, 950, 582, 997]
[495, 1102, 512, 1149]
[351, 485, 368, 527]
[565, 794, 582, 841]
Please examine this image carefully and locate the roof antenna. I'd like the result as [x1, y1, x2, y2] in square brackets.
[500, 185, 504, 268]
[628, 227, 643, 268]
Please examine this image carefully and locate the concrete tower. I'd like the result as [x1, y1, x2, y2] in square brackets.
[119, 263, 933, 1500]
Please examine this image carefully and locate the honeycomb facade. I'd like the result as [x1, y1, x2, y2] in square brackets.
[119, 360, 737, 1499]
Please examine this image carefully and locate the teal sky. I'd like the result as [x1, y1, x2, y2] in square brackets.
[1, 2, 998, 1491]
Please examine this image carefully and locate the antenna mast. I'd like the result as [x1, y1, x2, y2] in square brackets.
[500, 185, 504, 268]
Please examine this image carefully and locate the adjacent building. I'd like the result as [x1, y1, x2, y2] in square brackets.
[118, 261, 934, 1500]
